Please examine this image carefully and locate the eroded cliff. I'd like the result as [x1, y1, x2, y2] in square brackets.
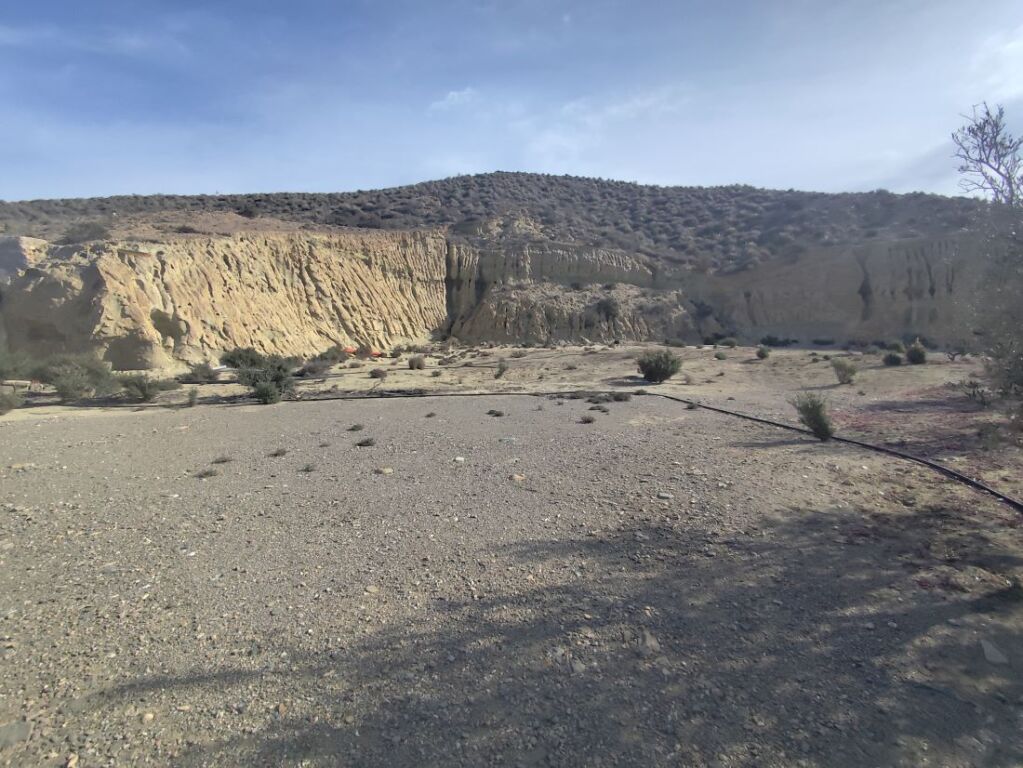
[0, 224, 988, 370]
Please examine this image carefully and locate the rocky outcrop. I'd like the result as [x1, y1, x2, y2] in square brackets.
[0, 230, 449, 369]
[0, 225, 991, 370]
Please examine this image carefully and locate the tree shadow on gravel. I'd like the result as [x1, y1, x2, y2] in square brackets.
[98, 506, 1023, 767]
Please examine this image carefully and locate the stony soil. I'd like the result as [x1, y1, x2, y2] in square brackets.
[2, 348, 1022, 766]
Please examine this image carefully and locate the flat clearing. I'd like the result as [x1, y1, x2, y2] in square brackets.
[1, 347, 1022, 766]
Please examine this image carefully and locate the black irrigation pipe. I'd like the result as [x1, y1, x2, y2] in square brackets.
[289, 385, 1023, 514]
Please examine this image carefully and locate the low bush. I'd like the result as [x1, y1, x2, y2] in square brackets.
[58, 221, 111, 244]
[221, 347, 265, 369]
[180, 362, 218, 384]
[791, 392, 834, 440]
[714, 351, 727, 360]
[494, 361, 509, 379]
[119, 374, 181, 402]
[296, 358, 332, 377]
[408, 356, 426, 370]
[718, 337, 738, 348]
[831, 358, 857, 385]
[906, 339, 927, 365]
[355, 437, 376, 447]
[883, 352, 903, 366]
[510, 350, 528, 358]
[186, 387, 199, 407]
[812, 338, 835, 346]
[0, 390, 23, 415]
[637, 350, 682, 383]
[31, 353, 117, 402]
[760, 335, 797, 347]
[887, 341, 906, 353]
[756, 346, 770, 359]
[238, 356, 295, 403]
[369, 368, 388, 380]
[579, 415, 596, 424]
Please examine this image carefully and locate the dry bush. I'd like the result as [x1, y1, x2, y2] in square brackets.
[791, 393, 834, 440]
[831, 358, 857, 385]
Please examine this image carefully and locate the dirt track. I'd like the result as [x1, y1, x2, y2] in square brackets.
[2, 389, 1022, 767]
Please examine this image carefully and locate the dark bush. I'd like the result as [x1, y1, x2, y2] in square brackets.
[791, 392, 834, 440]
[408, 356, 426, 370]
[119, 375, 181, 402]
[718, 337, 738, 348]
[906, 339, 927, 365]
[221, 347, 265, 369]
[0, 390, 23, 415]
[238, 356, 295, 403]
[58, 221, 111, 244]
[32, 354, 117, 402]
[637, 350, 682, 383]
[369, 368, 388, 380]
[756, 346, 770, 359]
[179, 362, 217, 384]
[883, 352, 903, 366]
[296, 359, 332, 377]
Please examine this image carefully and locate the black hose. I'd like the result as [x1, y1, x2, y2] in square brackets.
[289, 385, 1023, 514]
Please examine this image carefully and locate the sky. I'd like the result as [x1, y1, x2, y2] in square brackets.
[1, 0, 1022, 200]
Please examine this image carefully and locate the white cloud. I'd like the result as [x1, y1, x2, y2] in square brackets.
[429, 87, 478, 111]
[972, 23, 1023, 101]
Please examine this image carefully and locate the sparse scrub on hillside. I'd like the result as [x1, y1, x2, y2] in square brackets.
[831, 358, 857, 385]
[57, 221, 111, 244]
[791, 392, 834, 440]
[637, 350, 682, 383]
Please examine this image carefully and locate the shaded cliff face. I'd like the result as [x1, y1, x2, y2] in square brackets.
[0, 226, 988, 370]
[0, 230, 449, 369]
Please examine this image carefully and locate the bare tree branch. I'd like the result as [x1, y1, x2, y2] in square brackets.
[951, 103, 1023, 206]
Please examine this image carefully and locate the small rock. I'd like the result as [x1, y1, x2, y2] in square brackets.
[454, 456, 465, 464]
[374, 467, 394, 475]
[657, 492, 674, 500]
[509, 474, 526, 482]
[570, 659, 587, 674]
[365, 585, 380, 594]
[981, 639, 1009, 665]
[65, 755, 79, 768]
[141, 712, 155, 724]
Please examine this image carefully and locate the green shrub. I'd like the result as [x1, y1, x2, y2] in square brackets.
[58, 221, 111, 244]
[119, 375, 181, 402]
[296, 358, 332, 377]
[637, 350, 682, 383]
[831, 358, 857, 385]
[220, 347, 265, 369]
[186, 387, 199, 407]
[238, 356, 295, 403]
[718, 337, 738, 348]
[579, 414, 596, 424]
[253, 381, 282, 404]
[714, 350, 727, 360]
[180, 362, 217, 384]
[883, 352, 903, 367]
[313, 345, 351, 364]
[0, 349, 32, 380]
[0, 390, 23, 415]
[408, 355, 426, 370]
[756, 346, 770, 359]
[494, 361, 509, 379]
[906, 339, 927, 365]
[31, 354, 116, 402]
[887, 341, 906, 353]
[791, 392, 834, 440]
[369, 368, 388, 380]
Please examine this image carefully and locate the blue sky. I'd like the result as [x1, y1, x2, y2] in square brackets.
[1, 0, 1022, 200]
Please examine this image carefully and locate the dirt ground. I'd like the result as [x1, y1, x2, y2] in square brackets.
[2, 345, 1022, 766]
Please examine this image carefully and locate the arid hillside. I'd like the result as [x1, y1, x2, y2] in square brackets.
[0, 174, 995, 368]
[0, 172, 981, 273]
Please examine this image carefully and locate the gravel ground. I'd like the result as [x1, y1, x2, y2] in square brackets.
[1, 393, 1022, 767]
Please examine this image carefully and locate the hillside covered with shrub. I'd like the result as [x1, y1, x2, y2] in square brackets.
[0, 172, 981, 274]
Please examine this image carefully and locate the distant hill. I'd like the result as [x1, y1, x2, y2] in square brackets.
[0, 172, 981, 273]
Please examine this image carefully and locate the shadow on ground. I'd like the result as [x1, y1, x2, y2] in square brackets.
[95, 507, 1023, 767]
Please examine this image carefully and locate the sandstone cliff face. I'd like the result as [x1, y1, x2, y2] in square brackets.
[0, 226, 989, 370]
[689, 236, 983, 347]
[0, 231, 449, 369]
